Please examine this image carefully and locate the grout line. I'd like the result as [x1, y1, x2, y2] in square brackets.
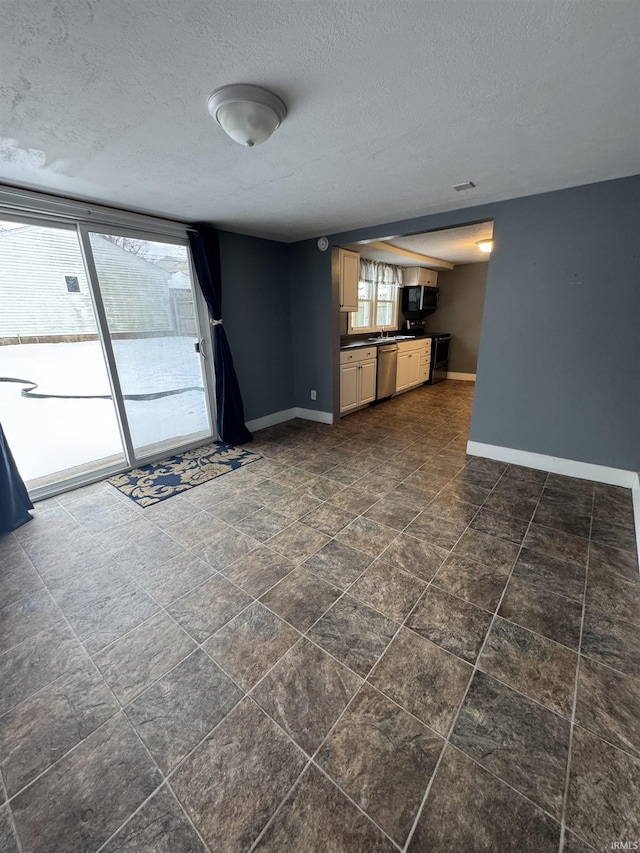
[67, 572, 261, 853]
[246, 687, 405, 852]
[1, 781, 25, 853]
[245, 421, 477, 849]
[245, 458, 496, 850]
[557, 481, 594, 853]
[5, 385, 617, 853]
[163, 779, 216, 853]
[444, 740, 567, 824]
[1, 545, 246, 852]
[243, 687, 398, 853]
[577, 644, 640, 683]
[3, 709, 128, 805]
[244, 441, 476, 849]
[93, 780, 210, 853]
[2, 407, 472, 726]
[2, 574, 176, 803]
[310, 761, 404, 850]
[402, 469, 551, 852]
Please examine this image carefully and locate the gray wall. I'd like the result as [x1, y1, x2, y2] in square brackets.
[288, 241, 336, 415]
[218, 230, 294, 422]
[470, 178, 639, 471]
[287, 175, 640, 471]
[424, 262, 488, 374]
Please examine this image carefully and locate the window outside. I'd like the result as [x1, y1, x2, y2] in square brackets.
[350, 280, 398, 333]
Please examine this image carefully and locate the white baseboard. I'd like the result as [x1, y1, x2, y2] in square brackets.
[466, 440, 637, 488]
[293, 407, 334, 425]
[245, 409, 297, 432]
[632, 473, 640, 565]
[447, 372, 476, 381]
[246, 407, 334, 432]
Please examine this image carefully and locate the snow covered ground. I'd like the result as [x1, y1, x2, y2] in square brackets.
[0, 338, 211, 487]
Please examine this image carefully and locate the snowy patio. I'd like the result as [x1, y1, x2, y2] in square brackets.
[0, 338, 210, 488]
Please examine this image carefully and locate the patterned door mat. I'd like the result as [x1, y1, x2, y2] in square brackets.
[109, 441, 261, 507]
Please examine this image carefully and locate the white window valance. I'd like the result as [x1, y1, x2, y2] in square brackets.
[359, 259, 403, 286]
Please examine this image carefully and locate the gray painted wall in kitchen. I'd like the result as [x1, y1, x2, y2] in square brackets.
[424, 262, 488, 374]
[288, 175, 640, 471]
[218, 230, 295, 422]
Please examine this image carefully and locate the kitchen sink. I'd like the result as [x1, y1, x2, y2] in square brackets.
[367, 335, 416, 343]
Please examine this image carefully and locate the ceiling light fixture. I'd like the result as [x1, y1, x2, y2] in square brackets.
[207, 84, 287, 148]
[476, 239, 493, 253]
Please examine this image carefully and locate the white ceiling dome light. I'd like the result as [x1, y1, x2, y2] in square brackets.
[476, 239, 494, 253]
[207, 85, 287, 148]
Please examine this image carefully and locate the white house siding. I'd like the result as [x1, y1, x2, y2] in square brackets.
[0, 226, 95, 340]
[0, 226, 172, 342]
[90, 235, 172, 337]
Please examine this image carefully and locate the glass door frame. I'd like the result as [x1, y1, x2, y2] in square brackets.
[21, 220, 217, 502]
[0, 211, 129, 500]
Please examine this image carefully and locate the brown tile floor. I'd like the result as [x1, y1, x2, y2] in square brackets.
[1, 380, 639, 852]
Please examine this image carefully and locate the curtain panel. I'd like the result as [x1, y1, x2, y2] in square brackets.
[0, 423, 33, 533]
[359, 259, 404, 286]
[188, 226, 253, 446]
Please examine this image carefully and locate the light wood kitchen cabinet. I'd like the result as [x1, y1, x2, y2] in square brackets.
[340, 363, 359, 411]
[340, 346, 377, 413]
[396, 351, 421, 391]
[419, 348, 431, 383]
[403, 267, 438, 287]
[339, 248, 360, 312]
[396, 338, 431, 392]
[359, 358, 377, 404]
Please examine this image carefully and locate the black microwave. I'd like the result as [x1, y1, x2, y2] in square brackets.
[401, 285, 439, 315]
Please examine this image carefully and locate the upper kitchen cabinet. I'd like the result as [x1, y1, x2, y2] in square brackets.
[338, 248, 359, 312]
[403, 267, 438, 287]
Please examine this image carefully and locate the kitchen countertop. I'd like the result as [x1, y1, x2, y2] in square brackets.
[340, 334, 442, 351]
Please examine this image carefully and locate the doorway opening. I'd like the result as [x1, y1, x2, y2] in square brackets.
[336, 220, 494, 435]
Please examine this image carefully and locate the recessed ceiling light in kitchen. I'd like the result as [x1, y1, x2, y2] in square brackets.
[452, 181, 475, 191]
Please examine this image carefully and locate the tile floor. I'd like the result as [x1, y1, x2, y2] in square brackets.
[1, 380, 639, 853]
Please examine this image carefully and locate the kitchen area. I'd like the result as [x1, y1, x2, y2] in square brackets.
[337, 222, 492, 416]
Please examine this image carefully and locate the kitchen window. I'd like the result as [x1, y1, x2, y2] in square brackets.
[348, 260, 402, 333]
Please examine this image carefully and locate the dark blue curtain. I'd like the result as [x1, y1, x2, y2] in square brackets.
[188, 225, 253, 446]
[0, 423, 33, 533]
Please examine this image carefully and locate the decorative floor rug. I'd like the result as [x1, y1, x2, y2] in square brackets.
[109, 441, 261, 507]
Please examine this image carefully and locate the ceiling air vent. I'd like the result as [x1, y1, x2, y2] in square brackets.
[452, 181, 475, 192]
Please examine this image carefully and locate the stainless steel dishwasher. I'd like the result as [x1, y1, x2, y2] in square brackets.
[376, 343, 398, 400]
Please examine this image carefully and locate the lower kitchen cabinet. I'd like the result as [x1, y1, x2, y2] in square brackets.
[340, 359, 377, 412]
[340, 338, 433, 417]
[396, 350, 421, 391]
[340, 346, 378, 414]
[395, 338, 431, 393]
[359, 358, 377, 403]
[340, 362, 359, 411]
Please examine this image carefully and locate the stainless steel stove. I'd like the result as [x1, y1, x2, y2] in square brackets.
[428, 333, 451, 383]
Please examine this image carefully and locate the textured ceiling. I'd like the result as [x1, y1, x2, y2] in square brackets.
[0, 1, 638, 241]
[347, 222, 495, 267]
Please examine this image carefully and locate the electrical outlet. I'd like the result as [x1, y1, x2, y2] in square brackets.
[310, 389, 317, 401]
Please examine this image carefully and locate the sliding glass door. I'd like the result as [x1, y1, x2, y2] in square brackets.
[85, 231, 212, 459]
[0, 219, 127, 492]
[0, 217, 215, 499]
